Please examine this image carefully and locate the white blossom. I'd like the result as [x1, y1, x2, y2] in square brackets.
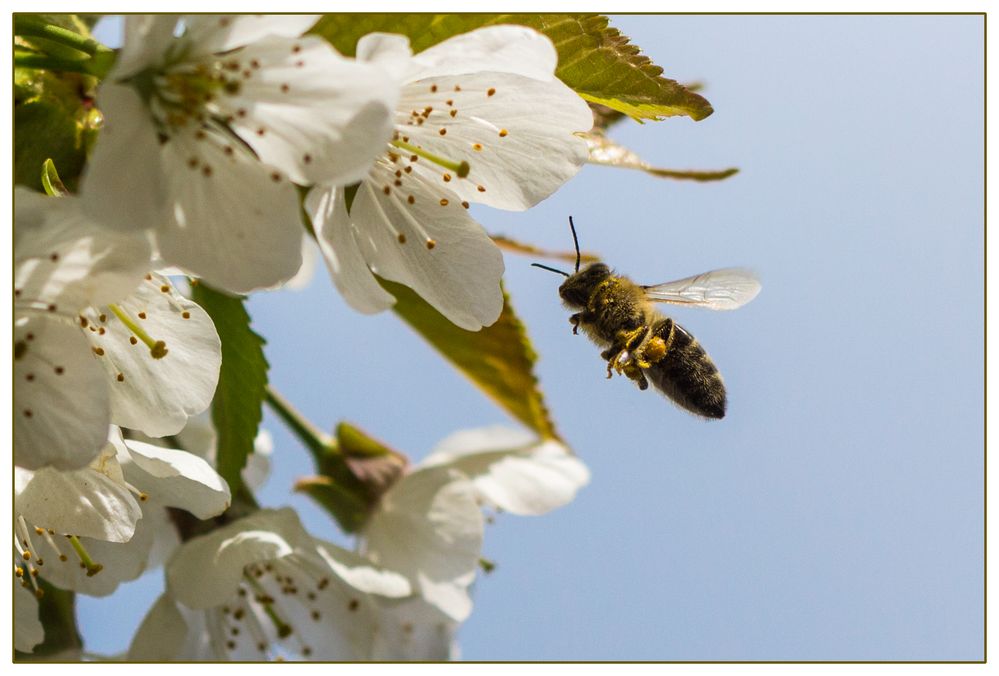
[82, 15, 398, 293]
[130, 508, 410, 661]
[361, 426, 589, 623]
[13, 428, 230, 597]
[15, 189, 222, 470]
[308, 25, 593, 330]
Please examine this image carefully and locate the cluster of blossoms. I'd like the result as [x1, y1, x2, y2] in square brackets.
[14, 14, 593, 660]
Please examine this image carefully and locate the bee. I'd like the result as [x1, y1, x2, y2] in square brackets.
[532, 218, 761, 419]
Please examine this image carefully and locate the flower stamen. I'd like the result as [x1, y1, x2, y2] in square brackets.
[108, 303, 169, 359]
[67, 535, 104, 576]
[390, 140, 470, 178]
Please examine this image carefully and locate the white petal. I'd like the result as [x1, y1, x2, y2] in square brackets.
[363, 468, 484, 621]
[155, 128, 305, 293]
[80, 83, 171, 233]
[410, 25, 560, 82]
[183, 14, 319, 54]
[112, 15, 180, 78]
[37, 516, 155, 596]
[307, 185, 396, 314]
[14, 315, 109, 470]
[14, 582, 44, 653]
[401, 72, 591, 211]
[426, 427, 590, 516]
[15, 188, 152, 311]
[128, 593, 191, 661]
[371, 595, 457, 661]
[222, 35, 396, 185]
[314, 540, 411, 598]
[142, 499, 182, 571]
[120, 439, 231, 519]
[283, 235, 318, 291]
[15, 456, 140, 542]
[356, 32, 414, 80]
[166, 509, 301, 609]
[85, 274, 221, 437]
[350, 176, 504, 330]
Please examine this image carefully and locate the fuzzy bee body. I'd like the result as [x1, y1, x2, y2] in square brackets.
[532, 218, 760, 420]
[558, 263, 728, 419]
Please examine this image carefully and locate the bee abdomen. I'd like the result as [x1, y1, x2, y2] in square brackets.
[646, 320, 727, 419]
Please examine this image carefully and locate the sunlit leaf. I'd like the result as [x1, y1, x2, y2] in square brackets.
[189, 284, 268, 493]
[382, 279, 559, 440]
[311, 13, 712, 121]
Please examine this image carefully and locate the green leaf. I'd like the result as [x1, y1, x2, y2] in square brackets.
[311, 13, 712, 121]
[189, 284, 269, 494]
[382, 279, 560, 440]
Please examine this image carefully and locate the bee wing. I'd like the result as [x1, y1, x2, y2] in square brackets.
[642, 267, 761, 310]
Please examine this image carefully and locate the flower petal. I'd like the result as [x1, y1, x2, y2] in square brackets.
[306, 185, 396, 315]
[350, 176, 505, 330]
[15, 189, 151, 311]
[84, 274, 221, 437]
[80, 83, 171, 233]
[155, 128, 304, 293]
[166, 509, 301, 609]
[112, 15, 180, 79]
[371, 595, 457, 661]
[401, 72, 591, 211]
[120, 439, 231, 519]
[363, 467, 484, 621]
[221, 35, 397, 185]
[15, 453, 140, 542]
[183, 15, 319, 54]
[14, 315, 110, 470]
[37, 516, 155, 596]
[314, 540, 411, 598]
[424, 426, 590, 516]
[410, 25, 560, 82]
[14, 582, 44, 653]
[356, 32, 414, 80]
[128, 593, 192, 661]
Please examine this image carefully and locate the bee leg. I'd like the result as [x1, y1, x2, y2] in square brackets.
[618, 358, 648, 389]
[568, 313, 582, 335]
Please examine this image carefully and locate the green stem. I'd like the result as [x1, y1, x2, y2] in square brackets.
[14, 52, 94, 74]
[16, 22, 111, 56]
[264, 386, 337, 464]
[391, 140, 470, 178]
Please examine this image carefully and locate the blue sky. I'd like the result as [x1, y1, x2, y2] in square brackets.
[79, 14, 984, 660]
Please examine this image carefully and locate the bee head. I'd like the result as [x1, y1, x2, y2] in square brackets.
[558, 263, 611, 308]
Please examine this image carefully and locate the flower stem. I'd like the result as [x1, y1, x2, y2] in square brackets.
[391, 140, 470, 178]
[108, 304, 168, 359]
[264, 386, 337, 464]
[14, 52, 95, 75]
[15, 22, 111, 57]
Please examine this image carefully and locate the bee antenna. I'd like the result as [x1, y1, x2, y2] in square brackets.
[568, 215, 581, 273]
[531, 263, 570, 278]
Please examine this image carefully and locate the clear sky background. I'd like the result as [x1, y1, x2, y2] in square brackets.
[79, 14, 984, 661]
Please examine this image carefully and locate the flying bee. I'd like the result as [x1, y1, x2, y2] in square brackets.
[532, 217, 761, 419]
